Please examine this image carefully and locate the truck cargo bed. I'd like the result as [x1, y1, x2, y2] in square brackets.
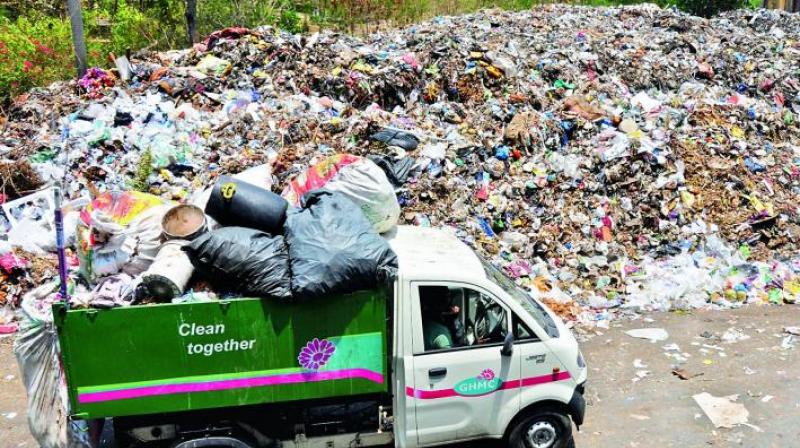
[54, 291, 388, 419]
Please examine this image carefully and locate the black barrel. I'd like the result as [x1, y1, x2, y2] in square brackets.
[205, 175, 289, 234]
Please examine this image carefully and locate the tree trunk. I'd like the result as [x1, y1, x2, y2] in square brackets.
[185, 0, 198, 45]
[66, 0, 88, 78]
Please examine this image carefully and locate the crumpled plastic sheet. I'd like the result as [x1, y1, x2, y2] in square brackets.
[183, 227, 292, 299]
[13, 282, 91, 448]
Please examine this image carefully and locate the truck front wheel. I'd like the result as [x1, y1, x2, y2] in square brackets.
[507, 409, 574, 448]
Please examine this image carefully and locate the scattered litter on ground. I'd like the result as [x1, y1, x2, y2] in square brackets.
[783, 326, 800, 336]
[721, 327, 751, 344]
[693, 392, 750, 429]
[633, 370, 650, 382]
[781, 335, 797, 349]
[672, 368, 703, 380]
[626, 328, 669, 342]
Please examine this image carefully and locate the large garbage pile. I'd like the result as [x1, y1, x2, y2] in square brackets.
[3, 4, 800, 331]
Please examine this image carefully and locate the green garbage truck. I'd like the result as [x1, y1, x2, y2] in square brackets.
[54, 226, 587, 448]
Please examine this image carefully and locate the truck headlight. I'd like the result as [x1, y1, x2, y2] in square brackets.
[577, 351, 586, 368]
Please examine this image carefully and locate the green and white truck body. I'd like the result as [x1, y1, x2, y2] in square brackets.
[55, 226, 587, 448]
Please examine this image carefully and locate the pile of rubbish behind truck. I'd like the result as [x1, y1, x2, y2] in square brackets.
[3, 4, 800, 334]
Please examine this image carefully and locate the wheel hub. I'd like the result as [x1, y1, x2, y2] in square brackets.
[526, 420, 557, 448]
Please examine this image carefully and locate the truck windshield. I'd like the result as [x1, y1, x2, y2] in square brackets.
[481, 259, 559, 338]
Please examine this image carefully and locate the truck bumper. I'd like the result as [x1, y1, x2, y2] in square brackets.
[568, 381, 586, 428]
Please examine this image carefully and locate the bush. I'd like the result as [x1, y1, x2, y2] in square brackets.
[86, 2, 164, 55]
[279, 9, 306, 34]
[195, 0, 278, 37]
[0, 16, 97, 100]
[674, 0, 749, 17]
[0, 1, 165, 102]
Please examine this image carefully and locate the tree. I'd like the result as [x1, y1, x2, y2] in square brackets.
[65, 0, 87, 77]
[185, 0, 198, 45]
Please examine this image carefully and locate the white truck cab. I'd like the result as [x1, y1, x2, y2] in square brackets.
[387, 226, 587, 448]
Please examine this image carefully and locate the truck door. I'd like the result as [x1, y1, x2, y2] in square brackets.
[512, 310, 569, 403]
[408, 282, 521, 445]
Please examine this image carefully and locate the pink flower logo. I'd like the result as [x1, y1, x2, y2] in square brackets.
[298, 338, 336, 370]
[479, 369, 495, 381]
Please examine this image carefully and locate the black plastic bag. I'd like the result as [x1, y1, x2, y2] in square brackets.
[367, 154, 416, 187]
[370, 128, 420, 151]
[183, 227, 291, 299]
[285, 191, 398, 299]
[114, 111, 134, 127]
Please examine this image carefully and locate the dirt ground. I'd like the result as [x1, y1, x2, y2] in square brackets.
[574, 306, 800, 448]
[0, 305, 798, 447]
[0, 337, 32, 447]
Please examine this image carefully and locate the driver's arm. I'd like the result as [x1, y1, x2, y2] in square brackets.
[431, 334, 452, 350]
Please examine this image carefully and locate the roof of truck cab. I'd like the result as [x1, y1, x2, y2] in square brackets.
[385, 225, 487, 281]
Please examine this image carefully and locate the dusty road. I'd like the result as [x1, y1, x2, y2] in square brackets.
[0, 337, 31, 447]
[575, 306, 800, 448]
[1, 306, 798, 447]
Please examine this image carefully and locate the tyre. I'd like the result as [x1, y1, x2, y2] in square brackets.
[507, 409, 574, 448]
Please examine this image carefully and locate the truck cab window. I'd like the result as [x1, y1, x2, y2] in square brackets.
[419, 285, 508, 352]
[513, 314, 538, 341]
[420, 286, 458, 351]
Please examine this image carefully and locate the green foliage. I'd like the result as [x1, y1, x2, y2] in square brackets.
[92, 2, 165, 55]
[131, 149, 153, 192]
[673, 0, 749, 16]
[0, 0, 64, 19]
[0, 15, 102, 99]
[0, 1, 168, 102]
[279, 9, 306, 34]
[195, 0, 277, 37]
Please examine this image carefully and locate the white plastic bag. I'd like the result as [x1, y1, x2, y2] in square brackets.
[14, 282, 91, 448]
[282, 155, 400, 233]
[323, 160, 401, 234]
[7, 218, 55, 254]
[85, 204, 172, 282]
[233, 163, 274, 191]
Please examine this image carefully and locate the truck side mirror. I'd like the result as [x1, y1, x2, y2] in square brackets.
[501, 332, 514, 357]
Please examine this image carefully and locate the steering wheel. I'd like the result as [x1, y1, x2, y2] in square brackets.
[474, 301, 506, 344]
